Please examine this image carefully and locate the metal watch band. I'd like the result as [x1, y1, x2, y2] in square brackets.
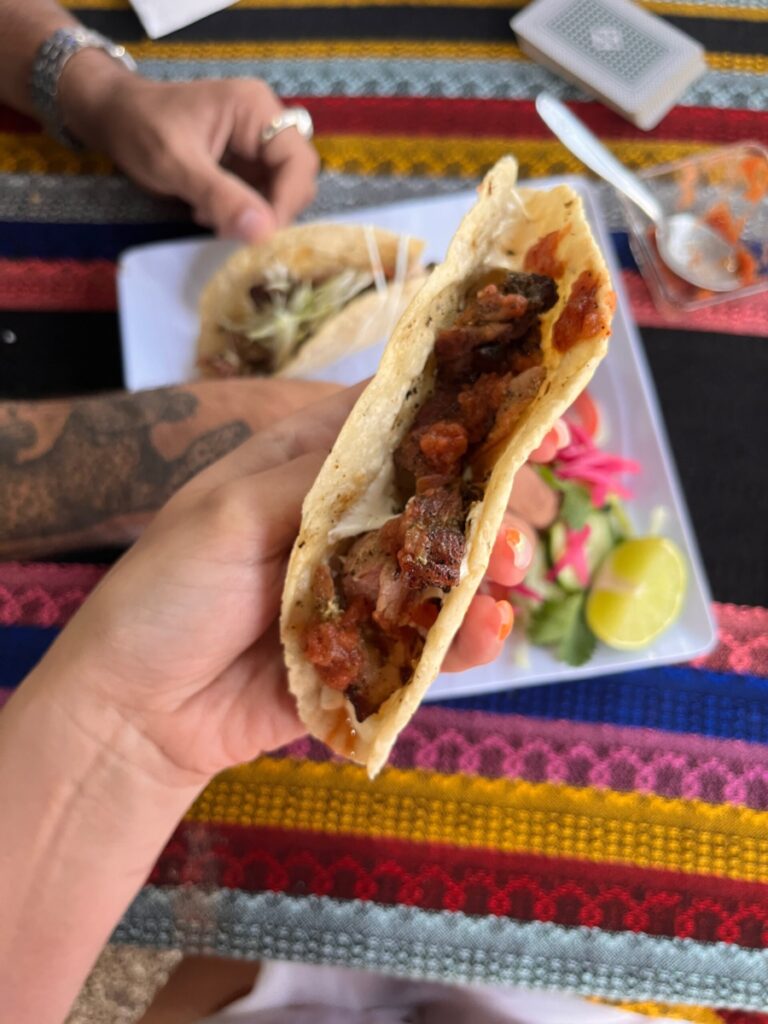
[29, 27, 137, 148]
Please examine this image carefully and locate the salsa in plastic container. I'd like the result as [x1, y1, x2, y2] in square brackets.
[619, 142, 768, 314]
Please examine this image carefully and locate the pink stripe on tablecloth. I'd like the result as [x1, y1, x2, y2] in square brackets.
[2, 559, 767, 806]
[2, 566, 763, 676]
[622, 271, 768, 337]
[0, 562, 766, 676]
[0, 562, 107, 628]
[695, 603, 768, 678]
[282, 706, 768, 808]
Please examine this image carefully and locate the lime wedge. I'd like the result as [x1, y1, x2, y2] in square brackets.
[585, 537, 687, 651]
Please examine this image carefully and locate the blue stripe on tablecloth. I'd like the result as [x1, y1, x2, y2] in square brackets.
[0, 221, 205, 260]
[3, 625, 768, 741]
[0, 221, 641, 272]
[0, 627, 57, 681]
[435, 665, 768, 742]
[116, 887, 768, 1009]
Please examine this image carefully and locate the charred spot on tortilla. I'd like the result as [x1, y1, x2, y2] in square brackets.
[300, 268, 557, 721]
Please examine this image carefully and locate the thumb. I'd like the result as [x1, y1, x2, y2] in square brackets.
[179, 153, 278, 242]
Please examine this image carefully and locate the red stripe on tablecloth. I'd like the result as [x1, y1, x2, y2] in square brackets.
[293, 97, 768, 144]
[0, 259, 117, 310]
[0, 562, 108, 628]
[0, 106, 39, 133]
[620, 270, 768, 337]
[693, 603, 768, 677]
[2, 260, 767, 338]
[2, 98, 766, 144]
[151, 821, 768, 947]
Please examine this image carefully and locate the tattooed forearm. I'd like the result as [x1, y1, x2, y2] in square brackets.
[0, 386, 251, 558]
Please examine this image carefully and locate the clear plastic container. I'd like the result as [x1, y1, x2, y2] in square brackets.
[619, 142, 768, 314]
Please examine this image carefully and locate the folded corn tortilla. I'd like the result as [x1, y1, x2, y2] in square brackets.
[197, 223, 425, 379]
[281, 157, 615, 777]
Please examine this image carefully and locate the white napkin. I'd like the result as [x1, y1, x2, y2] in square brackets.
[201, 961, 698, 1024]
[129, 0, 235, 39]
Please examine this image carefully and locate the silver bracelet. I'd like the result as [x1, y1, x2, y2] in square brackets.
[29, 27, 137, 148]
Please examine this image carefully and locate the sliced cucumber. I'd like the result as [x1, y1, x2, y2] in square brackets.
[549, 510, 617, 592]
[519, 538, 560, 603]
[606, 495, 633, 541]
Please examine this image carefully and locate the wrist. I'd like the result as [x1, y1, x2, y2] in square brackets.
[56, 46, 136, 150]
[0, 656, 202, 1021]
[21, 639, 207, 808]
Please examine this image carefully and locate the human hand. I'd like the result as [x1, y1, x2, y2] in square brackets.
[442, 419, 568, 671]
[190, 375, 342, 438]
[38, 387, 565, 786]
[57, 52, 319, 241]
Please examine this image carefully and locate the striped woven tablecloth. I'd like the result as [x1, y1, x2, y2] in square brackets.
[1, 0, 768, 1018]
[0, 1, 765, 336]
[1, 576, 768, 1018]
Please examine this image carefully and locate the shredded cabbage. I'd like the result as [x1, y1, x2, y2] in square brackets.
[219, 264, 374, 371]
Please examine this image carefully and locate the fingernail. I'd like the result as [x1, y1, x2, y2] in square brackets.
[496, 600, 514, 641]
[553, 420, 571, 450]
[505, 528, 532, 569]
[234, 208, 266, 242]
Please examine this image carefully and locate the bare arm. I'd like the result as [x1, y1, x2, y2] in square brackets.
[0, 378, 338, 560]
[0, 389, 362, 1023]
[0, 0, 319, 240]
[0, 659, 204, 1024]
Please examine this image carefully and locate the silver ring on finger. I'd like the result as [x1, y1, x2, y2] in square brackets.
[259, 106, 314, 146]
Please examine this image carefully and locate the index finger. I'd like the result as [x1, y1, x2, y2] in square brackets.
[260, 130, 321, 226]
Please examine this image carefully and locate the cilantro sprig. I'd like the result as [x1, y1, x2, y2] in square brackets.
[537, 466, 593, 530]
[528, 592, 596, 667]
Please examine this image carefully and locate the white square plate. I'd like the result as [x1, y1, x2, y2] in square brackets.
[118, 177, 716, 700]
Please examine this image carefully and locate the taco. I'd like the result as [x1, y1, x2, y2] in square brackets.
[196, 223, 425, 379]
[281, 157, 615, 777]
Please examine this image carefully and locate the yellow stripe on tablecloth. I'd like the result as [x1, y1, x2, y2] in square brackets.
[706, 50, 768, 72]
[123, 40, 525, 61]
[0, 131, 711, 178]
[649, 1, 768, 17]
[185, 759, 768, 883]
[0, 134, 113, 174]
[603, 1003, 725, 1024]
[63, 0, 768, 19]
[316, 136, 710, 179]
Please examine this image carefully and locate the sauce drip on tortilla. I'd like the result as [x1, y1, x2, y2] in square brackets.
[552, 270, 607, 353]
[524, 227, 569, 279]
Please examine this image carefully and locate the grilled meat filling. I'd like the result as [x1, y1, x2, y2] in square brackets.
[303, 269, 557, 720]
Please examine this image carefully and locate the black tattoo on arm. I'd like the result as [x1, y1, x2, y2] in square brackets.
[0, 388, 251, 549]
